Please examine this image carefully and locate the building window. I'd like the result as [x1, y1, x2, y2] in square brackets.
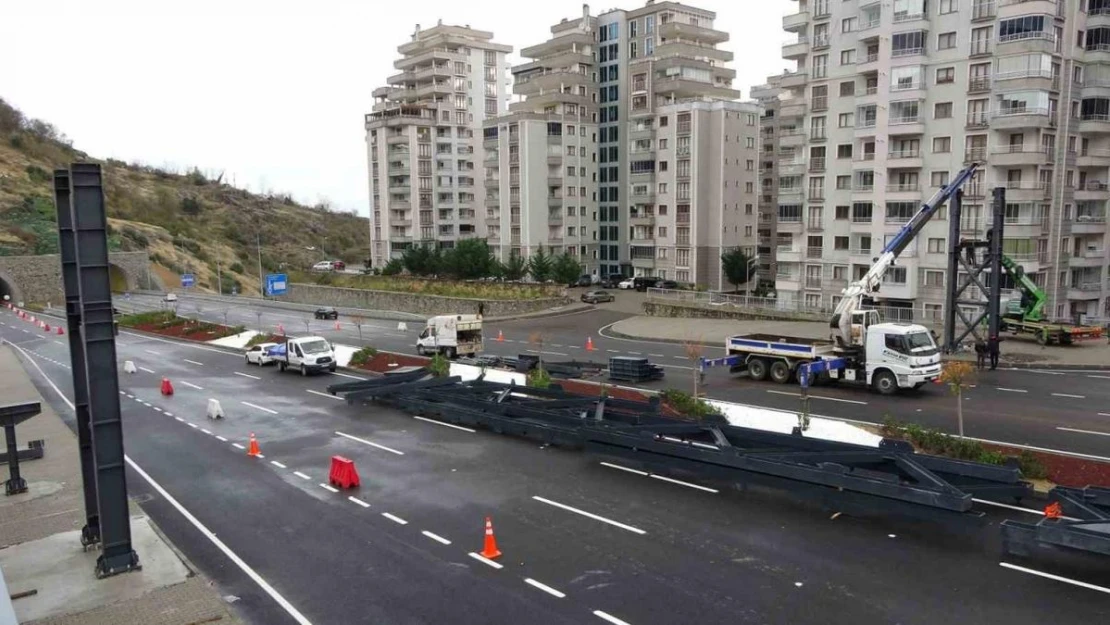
[838, 113, 854, 127]
[836, 175, 851, 189]
[936, 67, 955, 83]
[931, 171, 949, 187]
[840, 49, 856, 65]
[939, 0, 957, 14]
[839, 81, 855, 96]
[842, 17, 856, 33]
[932, 136, 951, 153]
[837, 144, 853, 159]
[835, 205, 849, 219]
[892, 30, 927, 56]
[934, 102, 953, 119]
[927, 238, 945, 254]
[937, 32, 957, 50]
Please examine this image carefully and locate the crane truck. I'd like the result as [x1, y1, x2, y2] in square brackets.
[998, 255, 1104, 345]
[701, 164, 981, 395]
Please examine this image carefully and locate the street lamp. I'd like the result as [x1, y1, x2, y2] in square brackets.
[745, 255, 760, 299]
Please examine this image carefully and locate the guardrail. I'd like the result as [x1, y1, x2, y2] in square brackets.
[129, 290, 425, 321]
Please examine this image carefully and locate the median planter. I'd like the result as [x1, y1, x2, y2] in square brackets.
[348, 352, 430, 374]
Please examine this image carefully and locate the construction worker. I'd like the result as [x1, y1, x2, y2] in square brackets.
[987, 335, 1001, 371]
[974, 340, 987, 371]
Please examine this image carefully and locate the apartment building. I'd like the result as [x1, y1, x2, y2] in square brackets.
[479, 1, 758, 286]
[482, 7, 601, 267]
[778, 0, 1110, 322]
[365, 22, 512, 268]
[751, 75, 787, 283]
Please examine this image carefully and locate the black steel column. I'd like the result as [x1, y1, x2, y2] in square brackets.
[53, 169, 100, 547]
[988, 187, 1006, 341]
[943, 189, 963, 352]
[68, 163, 140, 577]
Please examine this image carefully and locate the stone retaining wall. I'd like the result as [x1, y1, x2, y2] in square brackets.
[0, 251, 155, 304]
[284, 283, 568, 318]
[643, 300, 829, 322]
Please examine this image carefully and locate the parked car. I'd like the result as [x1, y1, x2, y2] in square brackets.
[311, 261, 334, 272]
[568, 275, 593, 287]
[163, 292, 178, 303]
[314, 307, 339, 320]
[332, 260, 346, 271]
[245, 342, 279, 366]
[633, 276, 662, 292]
[581, 290, 614, 304]
[600, 274, 626, 288]
[657, 280, 679, 289]
[618, 278, 635, 290]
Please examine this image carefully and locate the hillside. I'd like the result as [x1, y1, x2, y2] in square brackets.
[0, 97, 369, 294]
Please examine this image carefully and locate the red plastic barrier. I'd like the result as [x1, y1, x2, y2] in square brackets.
[328, 455, 360, 489]
[160, 377, 174, 396]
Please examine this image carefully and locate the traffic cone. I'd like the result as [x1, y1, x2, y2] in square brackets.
[56, 326, 64, 335]
[586, 337, 596, 351]
[496, 329, 504, 342]
[480, 516, 502, 559]
[43, 323, 50, 332]
[277, 323, 285, 335]
[160, 377, 174, 396]
[1044, 501, 1063, 519]
[334, 320, 341, 331]
[247, 433, 261, 457]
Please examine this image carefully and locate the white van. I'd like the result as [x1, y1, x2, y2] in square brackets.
[269, 336, 337, 375]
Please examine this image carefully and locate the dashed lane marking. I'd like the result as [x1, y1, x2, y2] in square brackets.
[216, 435, 228, 442]
[293, 471, 311, 480]
[468, 552, 504, 569]
[139, 366, 155, 374]
[997, 388, 1028, 393]
[600, 462, 649, 476]
[531, 495, 646, 535]
[1087, 375, 1110, 380]
[319, 483, 339, 493]
[143, 350, 160, 356]
[174, 417, 185, 423]
[307, 389, 344, 401]
[649, 474, 719, 493]
[766, 389, 868, 405]
[348, 496, 371, 508]
[328, 371, 364, 380]
[413, 415, 475, 432]
[180, 381, 204, 390]
[201, 429, 212, 435]
[1051, 393, 1086, 399]
[999, 562, 1110, 596]
[335, 431, 404, 455]
[649, 353, 665, 358]
[241, 401, 278, 415]
[381, 513, 408, 525]
[270, 461, 287, 469]
[421, 530, 451, 545]
[1057, 426, 1110, 437]
[185, 359, 204, 366]
[234, 371, 261, 380]
[593, 610, 633, 625]
[187, 423, 198, 429]
[524, 578, 566, 599]
[231, 443, 246, 450]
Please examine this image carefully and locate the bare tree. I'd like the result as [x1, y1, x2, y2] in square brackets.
[529, 331, 550, 369]
[939, 361, 976, 438]
[222, 307, 231, 328]
[350, 314, 366, 341]
[303, 313, 313, 335]
[255, 310, 264, 333]
[683, 339, 705, 399]
[192, 304, 204, 326]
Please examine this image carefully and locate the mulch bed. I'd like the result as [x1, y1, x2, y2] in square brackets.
[981, 442, 1110, 488]
[350, 352, 430, 373]
[129, 320, 241, 341]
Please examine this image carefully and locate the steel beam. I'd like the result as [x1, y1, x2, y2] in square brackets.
[943, 189, 962, 352]
[54, 169, 101, 548]
[68, 163, 140, 577]
[987, 187, 1005, 341]
[1, 402, 41, 496]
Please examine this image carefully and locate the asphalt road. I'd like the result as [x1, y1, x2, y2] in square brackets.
[110, 292, 1110, 459]
[3, 305, 1110, 624]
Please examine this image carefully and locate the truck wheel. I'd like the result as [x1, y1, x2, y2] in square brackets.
[447, 347, 457, 359]
[747, 358, 768, 381]
[1036, 331, 1047, 345]
[769, 360, 792, 384]
[417, 345, 426, 356]
[279, 362, 286, 372]
[872, 370, 898, 396]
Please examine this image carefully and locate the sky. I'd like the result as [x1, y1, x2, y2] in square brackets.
[1, 0, 788, 215]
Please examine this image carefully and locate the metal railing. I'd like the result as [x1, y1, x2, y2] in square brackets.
[645, 288, 937, 326]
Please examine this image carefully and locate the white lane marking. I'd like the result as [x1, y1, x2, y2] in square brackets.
[531, 495, 646, 535]
[328, 371, 364, 380]
[766, 389, 868, 405]
[7, 341, 315, 625]
[1029, 370, 1066, 376]
[231, 443, 246, 450]
[421, 530, 451, 545]
[526, 350, 569, 357]
[201, 428, 213, 435]
[270, 460, 287, 469]
[307, 389, 344, 401]
[999, 562, 1110, 596]
[1057, 426, 1110, 437]
[216, 435, 228, 442]
[593, 610, 633, 625]
[125, 393, 134, 399]
[53, 340, 63, 346]
[139, 366, 155, 374]
[600, 462, 649, 476]
[969, 436, 1110, 463]
[381, 512, 408, 525]
[972, 498, 1080, 522]
[138, 400, 150, 407]
[234, 371, 261, 380]
[143, 349, 160, 355]
[607, 349, 620, 353]
[1051, 392, 1086, 399]
[21, 329, 30, 334]
[672, 355, 685, 360]
[335, 431, 404, 455]
[293, 471, 311, 480]
[996, 388, 1028, 393]
[241, 401, 278, 415]
[174, 417, 185, 423]
[468, 552, 504, 570]
[649, 353, 665, 358]
[1087, 375, 1110, 380]
[185, 359, 204, 366]
[348, 496, 371, 508]
[628, 352, 642, 355]
[413, 415, 475, 433]
[524, 578, 566, 599]
[164, 412, 173, 417]
[152, 407, 163, 413]
[187, 423, 199, 429]
[551, 344, 564, 348]
[1100, 413, 1110, 417]
[180, 381, 204, 390]
[649, 474, 719, 494]
[319, 483, 339, 493]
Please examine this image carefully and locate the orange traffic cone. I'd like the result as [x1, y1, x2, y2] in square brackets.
[160, 377, 174, 396]
[1044, 501, 1063, 519]
[43, 323, 51, 332]
[586, 337, 596, 351]
[480, 516, 502, 559]
[56, 326, 64, 335]
[496, 329, 504, 342]
[334, 320, 341, 331]
[277, 323, 285, 335]
[247, 433, 261, 457]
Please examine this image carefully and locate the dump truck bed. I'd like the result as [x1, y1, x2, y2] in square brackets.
[726, 334, 837, 360]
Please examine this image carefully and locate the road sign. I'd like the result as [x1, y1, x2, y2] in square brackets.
[181, 273, 195, 288]
[265, 273, 287, 296]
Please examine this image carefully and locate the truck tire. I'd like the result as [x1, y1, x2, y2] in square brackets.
[747, 358, 768, 381]
[769, 360, 792, 384]
[417, 345, 426, 356]
[279, 362, 286, 372]
[1036, 330, 1048, 345]
[447, 347, 457, 359]
[872, 370, 898, 396]
[300, 365, 307, 376]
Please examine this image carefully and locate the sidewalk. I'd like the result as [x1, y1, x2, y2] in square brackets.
[609, 315, 1110, 369]
[0, 345, 241, 625]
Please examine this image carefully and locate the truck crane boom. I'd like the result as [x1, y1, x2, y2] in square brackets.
[830, 163, 980, 347]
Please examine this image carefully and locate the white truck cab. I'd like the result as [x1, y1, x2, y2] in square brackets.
[416, 314, 482, 359]
[272, 336, 337, 375]
[856, 322, 942, 393]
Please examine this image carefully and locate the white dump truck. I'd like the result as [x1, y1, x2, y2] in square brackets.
[416, 314, 482, 358]
[268, 336, 337, 376]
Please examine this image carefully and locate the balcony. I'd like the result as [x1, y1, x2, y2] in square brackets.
[782, 36, 809, 59]
[990, 145, 1051, 166]
[885, 183, 922, 198]
[779, 100, 806, 119]
[888, 113, 925, 134]
[967, 77, 991, 93]
[964, 147, 988, 164]
[658, 20, 729, 44]
[999, 180, 1053, 200]
[1075, 181, 1110, 200]
[809, 157, 826, 172]
[629, 212, 655, 226]
[808, 189, 826, 202]
[779, 130, 805, 148]
[1067, 283, 1105, 300]
[806, 246, 824, 260]
[811, 96, 828, 112]
[778, 159, 806, 175]
[1080, 114, 1110, 134]
[777, 245, 801, 262]
[1077, 149, 1110, 167]
[854, 118, 878, 136]
[859, 52, 879, 69]
[783, 10, 808, 31]
[780, 71, 807, 89]
[997, 30, 1057, 54]
[965, 111, 990, 130]
[991, 107, 1052, 129]
[972, 1, 997, 21]
[1070, 248, 1106, 268]
[851, 247, 876, 261]
[887, 150, 923, 168]
[1073, 210, 1108, 233]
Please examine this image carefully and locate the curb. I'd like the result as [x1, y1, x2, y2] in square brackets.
[603, 327, 719, 348]
[486, 303, 594, 323]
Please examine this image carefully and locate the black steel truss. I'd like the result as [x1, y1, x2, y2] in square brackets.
[1001, 486, 1110, 558]
[944, 187, 1004, 352]
[331, 373, 1031, 524]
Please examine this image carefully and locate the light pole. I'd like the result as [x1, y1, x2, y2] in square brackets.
[256, 231, 264, 298]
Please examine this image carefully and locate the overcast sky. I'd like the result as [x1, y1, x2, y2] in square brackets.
[2, 0, 788, 215]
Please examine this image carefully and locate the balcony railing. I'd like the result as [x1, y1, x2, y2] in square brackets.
[1000, 31, 1056, 44]
[966, 112, 989, 127]
[994, 106, 1050, 118]
[1075, 211, 1108, 223]
[811, 96, 828, 111]
[1082, 113, 1110, 122]
[810, 129, 827, 140]
[888, 150, 920, 159]
[862, 52, 879, 64]
[972, 1, 996, 20]
[891, 81, 923, 92]
[890, 115, 922, 125]
[886, 183, 920, 193]
[806, 246, 824, 259]
[809, 157, 826, 171]
[850, 247, 874, 256]
[968, 77, 991, 91]
[892, 47, 924, 57]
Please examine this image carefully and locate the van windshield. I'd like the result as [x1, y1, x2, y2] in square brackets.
[300, 340, 330, 354]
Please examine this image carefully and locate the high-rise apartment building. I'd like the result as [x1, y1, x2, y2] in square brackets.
[481, 1, 759, 285]
[778, 0, 1109, 322]
[751, 75, 787, 284]
[365, 23, 512, 268]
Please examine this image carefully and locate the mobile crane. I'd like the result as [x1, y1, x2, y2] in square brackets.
[702, 164, 980, 395]
[998, 254, 1104, 345]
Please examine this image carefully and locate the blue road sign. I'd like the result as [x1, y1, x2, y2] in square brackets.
[181, 273, 195, 288]
[265, 273, 288, 296]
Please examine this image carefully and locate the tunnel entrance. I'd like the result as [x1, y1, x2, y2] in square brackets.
[0, 272, 21, 306]
[108, 264, 130, 293]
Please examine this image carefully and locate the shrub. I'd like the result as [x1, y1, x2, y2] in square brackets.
[428, 353, 450, 377]
[660, 388, 722, 420]
[527, 366, 552, 388]
[881, 417, 1051, 480]
[1019, 451, 1049, 479]
[245, 333, 277, 348]
[117, 309, 177, 327]
[349, 346, 378, 366]
[25, 165, 50, 183]
[229, 262, 245, 274]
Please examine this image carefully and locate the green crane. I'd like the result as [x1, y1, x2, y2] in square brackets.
[999, 254, 1046, 322]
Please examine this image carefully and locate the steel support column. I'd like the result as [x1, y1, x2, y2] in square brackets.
[987, 187, 1005, 341]
[944, 188, 1005, 351]
[53, 169, 100, 548]
[943, 190, 962, 352]
[68, 163, 140, 577]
